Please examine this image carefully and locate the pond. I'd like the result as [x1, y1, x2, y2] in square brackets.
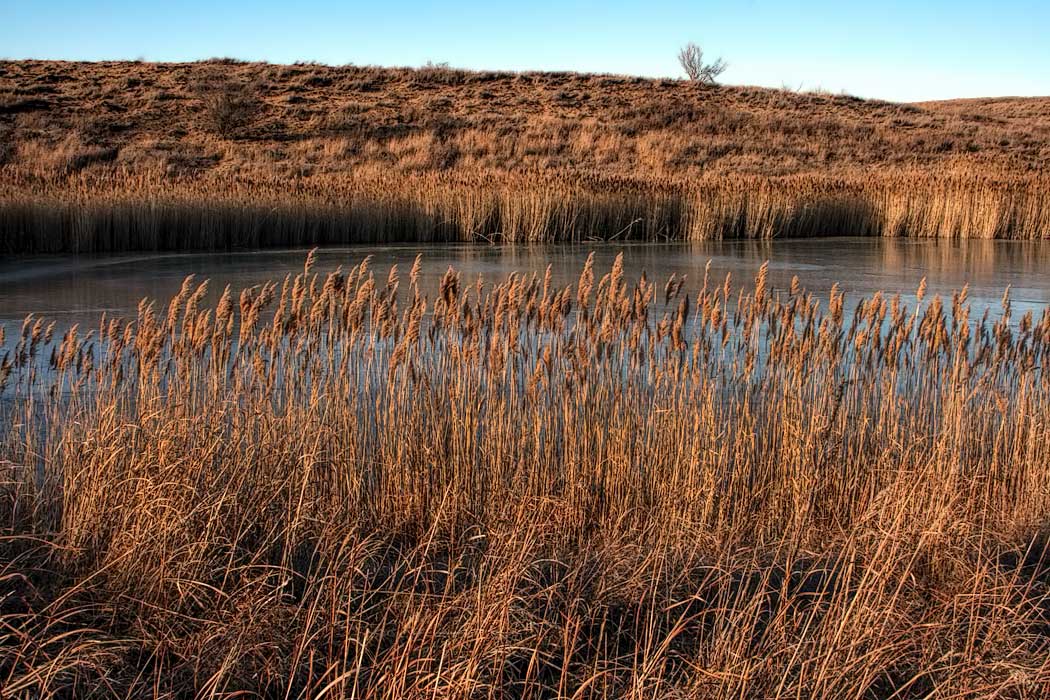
[2, 238, 1049, 338]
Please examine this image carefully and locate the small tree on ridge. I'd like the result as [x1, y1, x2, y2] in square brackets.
[678, 42, 727, 85]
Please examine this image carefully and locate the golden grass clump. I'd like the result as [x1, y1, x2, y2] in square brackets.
[1, 253, 1049, 698]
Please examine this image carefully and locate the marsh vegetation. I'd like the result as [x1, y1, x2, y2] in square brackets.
[2, 253, 1048, 697]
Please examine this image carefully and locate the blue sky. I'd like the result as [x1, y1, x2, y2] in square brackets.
[3, 0, 1048, 101]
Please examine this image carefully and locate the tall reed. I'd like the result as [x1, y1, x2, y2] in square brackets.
[1, 255, 1049, 697]
[3, 169, 1049, 254]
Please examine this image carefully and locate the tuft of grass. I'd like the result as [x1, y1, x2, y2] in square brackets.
[1, 255, 1049, 697]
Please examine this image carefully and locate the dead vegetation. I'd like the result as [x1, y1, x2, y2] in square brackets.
[194, 72, 261, 138]
[1, 254, 1049, 697]
[1, 60, 1049, 251]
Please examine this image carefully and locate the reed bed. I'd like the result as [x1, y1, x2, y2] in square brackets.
[4, 168, 1050, 254]
[1, 253, 1049, 698]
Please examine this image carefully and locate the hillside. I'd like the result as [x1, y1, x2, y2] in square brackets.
[2, 60, 1049, 251]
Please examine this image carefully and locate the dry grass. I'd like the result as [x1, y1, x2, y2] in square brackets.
[2, 253, 1049, 697]
[2, 60, 1050, 251]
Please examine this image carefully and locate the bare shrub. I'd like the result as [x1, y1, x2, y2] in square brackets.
[678, 42, 728, 85]
[196, 76, 260, 138]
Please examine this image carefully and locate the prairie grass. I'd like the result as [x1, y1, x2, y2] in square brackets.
[3, 60, 1050, 251]
[1, 254, 1049, 698]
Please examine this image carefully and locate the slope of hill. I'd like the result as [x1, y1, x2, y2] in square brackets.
[2, 60, 1049, 252]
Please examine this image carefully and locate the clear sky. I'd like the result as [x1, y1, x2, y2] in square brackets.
[3, 0, 1048, 102]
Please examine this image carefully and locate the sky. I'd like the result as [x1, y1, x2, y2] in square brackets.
[3, 0, 1048, 102]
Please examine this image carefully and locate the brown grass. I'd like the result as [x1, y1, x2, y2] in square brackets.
[1, 254, 1049, 697]
[2, 60, 1050, 251]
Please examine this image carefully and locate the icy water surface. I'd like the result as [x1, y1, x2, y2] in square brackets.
[2, 238, 1049, 337]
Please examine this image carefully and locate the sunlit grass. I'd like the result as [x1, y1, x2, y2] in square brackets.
[2, 253, 1048, 697]
[3, 60, 1050, 252]
[3, 169, 1049, 254]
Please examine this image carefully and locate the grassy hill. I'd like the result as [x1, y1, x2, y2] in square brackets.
[2, 59, 1049, 251]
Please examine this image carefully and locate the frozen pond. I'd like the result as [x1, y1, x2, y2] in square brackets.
[2, 238, 1049, 337]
